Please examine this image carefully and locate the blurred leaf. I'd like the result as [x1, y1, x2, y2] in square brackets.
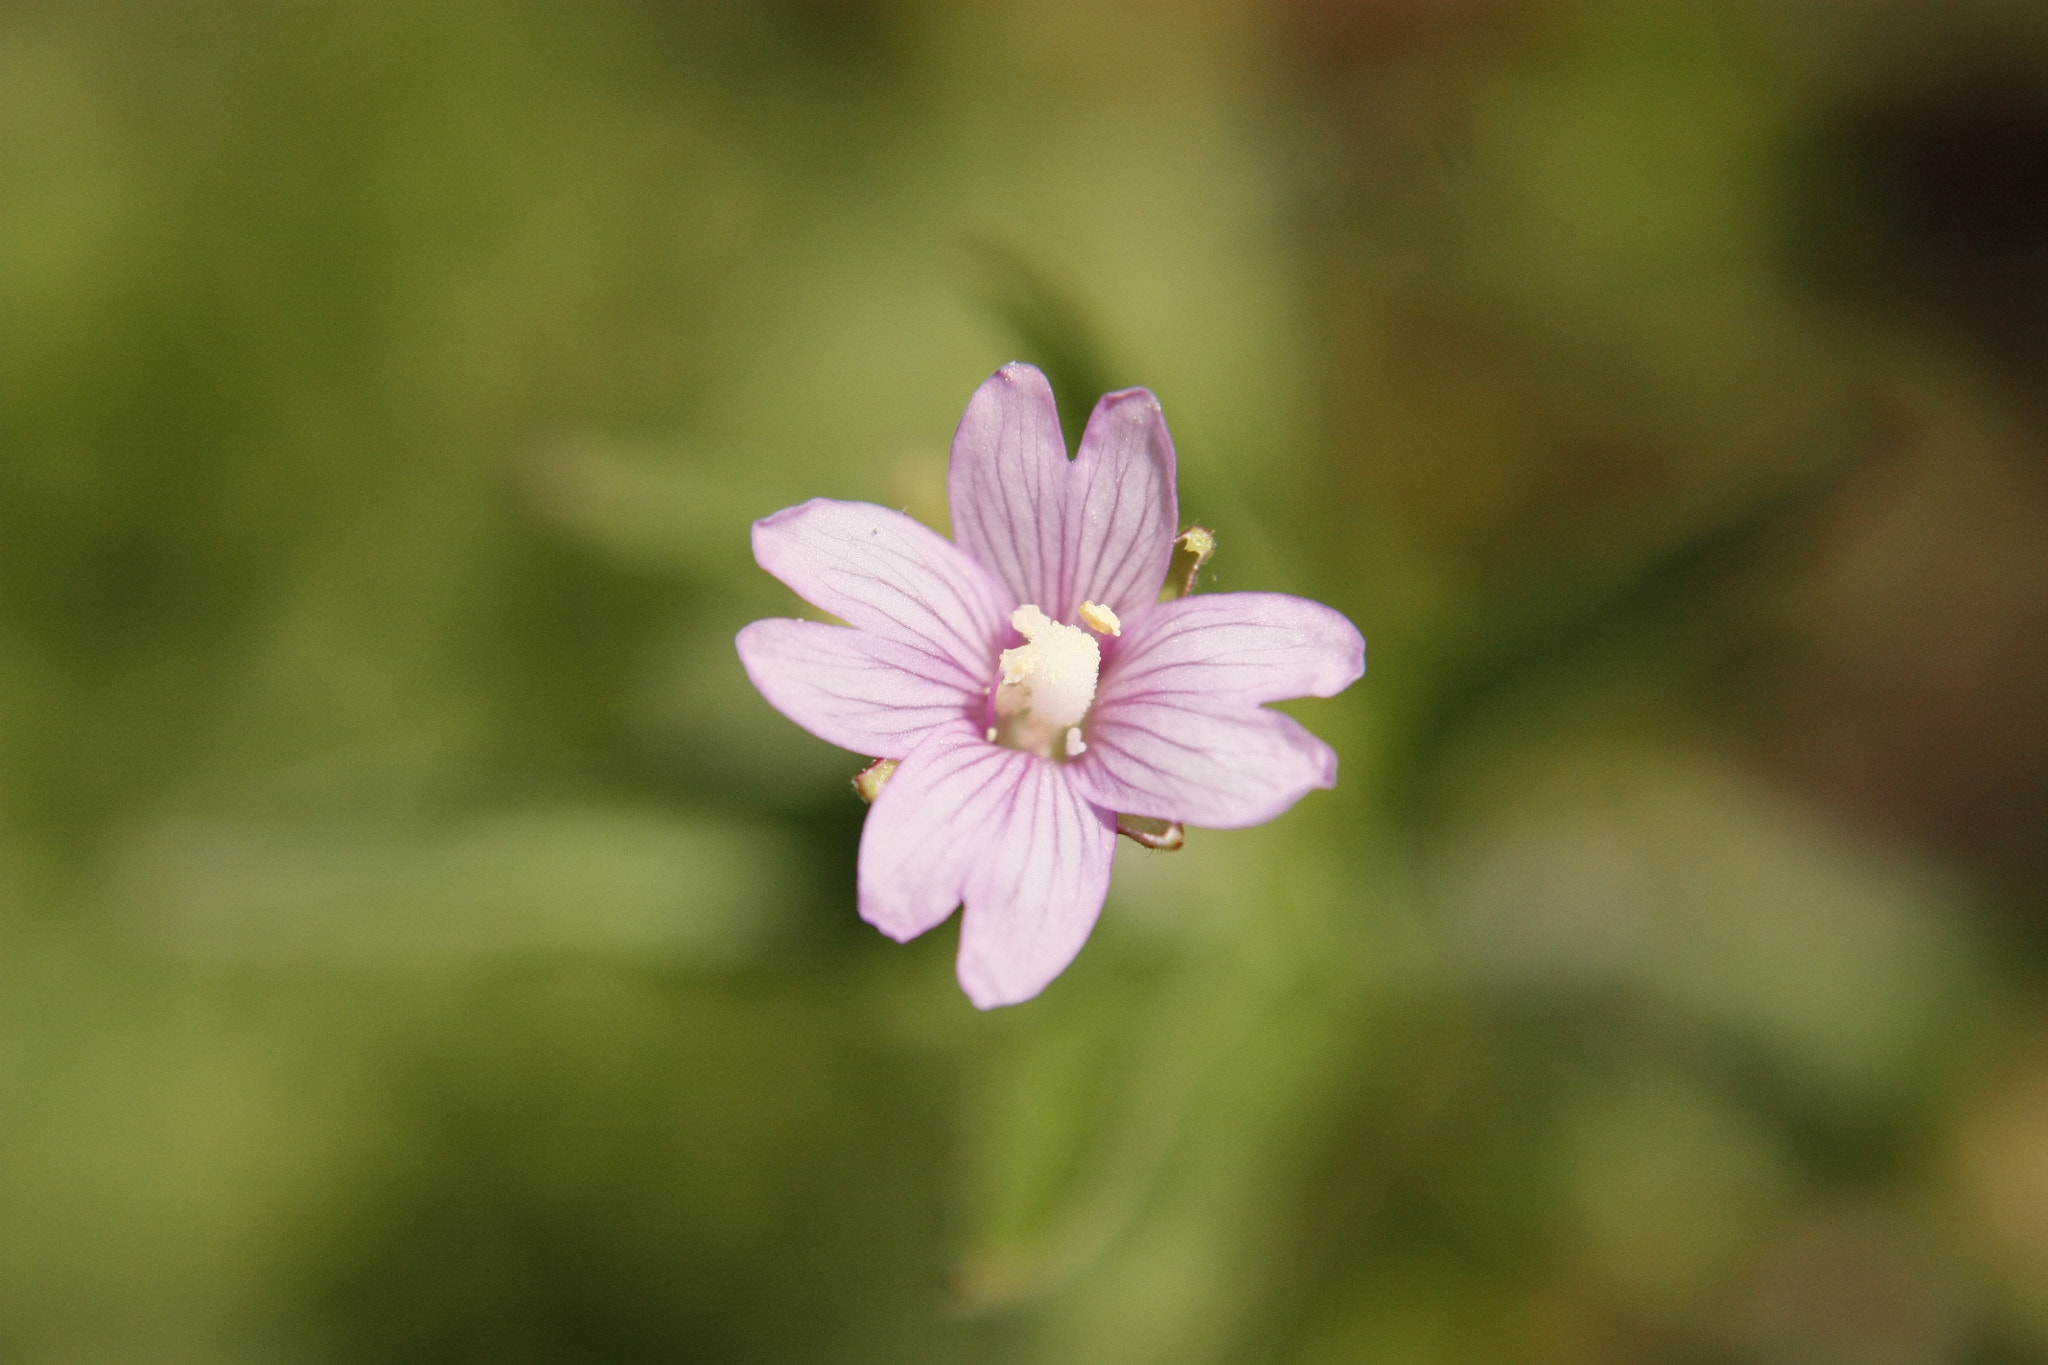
[1551, 1061, 1793, 1317]
[1379, 440, 1881, 814]
[971, 239, 1114, 453]
[950, 835, 1279, 1314]
[520, 437, 798, 584]
[1438, 749, 1980, 1113]
[103, 807, 802, 966]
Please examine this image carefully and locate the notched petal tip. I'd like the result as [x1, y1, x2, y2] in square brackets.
[955, 932, 1083, 1010]
[1319, 615, 1368, 696]
[974, 363, 1062, 437]
[1092, 385, 1161, 414]
[957, 971, 1015, 1011]
[1064, 385, 1180, 622]
[996, 360, 1051, 385]
[1287, 610, 1368, 699]
[747, 496, 821, 566]
[1312, 742, 1339, 789]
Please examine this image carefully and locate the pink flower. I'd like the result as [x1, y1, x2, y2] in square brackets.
[736, 364, 1364, 1007]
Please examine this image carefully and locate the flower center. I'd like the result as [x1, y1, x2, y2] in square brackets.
[993, 605, 1100, 759]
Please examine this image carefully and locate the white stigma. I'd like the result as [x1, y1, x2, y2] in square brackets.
[1079, 600, 1121, 636]
[1064, 727, 1087, 758]
[997, 605, 1100, 732]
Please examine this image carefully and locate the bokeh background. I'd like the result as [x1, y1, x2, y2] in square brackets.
[3, 1, 2047, 1361]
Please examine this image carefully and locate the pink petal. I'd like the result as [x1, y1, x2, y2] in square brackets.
[857, 720, 1034, 943]
[855, 718, 1119, 1007]
[1102, 592, 1365, 706]
[1059, 388, 1178, 626]
[751, 499, 1012, 691]
[1070, 700, 1340, 830]
[1069, 592, 1361, 828]
[735, 618, 977, 758]
[956, 763, 1117, 1009]
[947, 363, 1070, 612]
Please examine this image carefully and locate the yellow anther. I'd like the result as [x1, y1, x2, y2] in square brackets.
[1078, 600, 1122, 637]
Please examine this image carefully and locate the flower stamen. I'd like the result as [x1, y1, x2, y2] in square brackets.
[1079, 600, 1121, 636]
[993, 604, 1100, 758]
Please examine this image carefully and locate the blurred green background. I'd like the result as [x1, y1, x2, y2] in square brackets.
[3, 1, 2047, 1361]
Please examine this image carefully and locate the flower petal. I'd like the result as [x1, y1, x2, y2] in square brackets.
[957, 763, 1117, 1008]
[1060, 387, 1178, 626]
[752, 498, 1012, 691]
[1071, 591, 1361, 824]
[948, 363, 1070, 611]
[1070, 702, 1342, 830]
[736, 618, 977, 758]
[857, 720, 1033, 943]
[1101, 591, 1365, 706]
